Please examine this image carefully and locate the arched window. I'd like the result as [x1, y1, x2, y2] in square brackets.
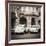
[38, 20, 40, 25]
[19, 17, 27, 24]
[31, 18, 35, 25]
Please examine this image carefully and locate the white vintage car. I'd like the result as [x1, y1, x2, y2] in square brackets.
[26, 25, 40, 32]
[26, 27, 38, 32]
[14, 24, 26, 33]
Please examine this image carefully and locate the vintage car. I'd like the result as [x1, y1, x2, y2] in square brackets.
[26, 25, 40, 32]
[14, 24, 26, 33]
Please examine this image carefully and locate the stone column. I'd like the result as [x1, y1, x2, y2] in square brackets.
[26, 16, 32, 28]
[16, 18, 19, 25]
[14, 11, 20, 26]
[35, 19, 38, 25]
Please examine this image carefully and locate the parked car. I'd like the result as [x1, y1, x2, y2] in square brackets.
[29, 25, 40, 32]
[14, 24, 25, 33]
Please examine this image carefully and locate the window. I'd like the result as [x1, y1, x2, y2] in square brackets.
[19, 16, 27, 24]
[31, 18, 36, 25]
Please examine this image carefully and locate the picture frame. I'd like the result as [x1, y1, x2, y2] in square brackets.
[5, 0, 45, 46]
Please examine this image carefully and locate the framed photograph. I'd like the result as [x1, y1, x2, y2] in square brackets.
[5, 1, 45, 46]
